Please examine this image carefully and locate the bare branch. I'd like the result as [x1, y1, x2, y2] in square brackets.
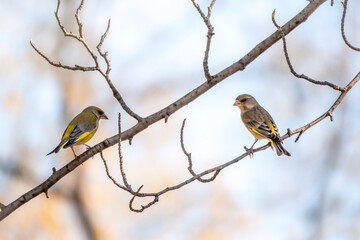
[75, 0, 85, 38]
[100, 151, 128, 192]
[30, 39, 97, 71]
[3, 66, 358, 219]
[127, 150, 252, 197]
[284, 72, 360, 143]
[180, 119, 220, 182]
[271, 7, 360, 142]
[191, 0, 217, 82]
[97, 19, 111, 76]
[1, 0, 331, 220]
[97, 19, 111, 52]
[208, 0, 217, 16]
[0, 147, 105, 221]
[341, 0, 360, 51]
[191, 0, 206, 20]
[35, 0, 143, 122]
[95, 20, 143, 121]
[55, 0, 78, 39]
[129, 186, 159, 213]
[100, 113, 133, 193]
[117, 113, 132, 191]
[110, 71, 359, 213]
[272, 9, 345, 92]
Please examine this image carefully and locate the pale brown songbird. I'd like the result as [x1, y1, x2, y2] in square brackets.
[233, 94, 290, 156]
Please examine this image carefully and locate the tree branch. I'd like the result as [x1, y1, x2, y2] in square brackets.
[117, 114, 132, 191]
[341, 0, 360, 51]
[180, 119, 220, 182]
[34, 0, 143, 121]
[0, 0, 329, 220]
[272, 9, 345, 91]
[129, 185, 159, 213]
[191, 0, 217, 82]
[102, 66, 359, 213]
[271, 7, 360, 142]
[99, 113, 134, 195]
[285, 72, 360, 143]
[123, 72, 359, 213]
[30, 39, 97, 71]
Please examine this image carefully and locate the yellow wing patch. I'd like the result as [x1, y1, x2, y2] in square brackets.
[75, 129, 97, 144]
[60, 140, 69, 148]
[265, 120, 276, 135]
[62, 123, 77, 140]
[251, 127, 275, 146]
[251, 128, 266, 138]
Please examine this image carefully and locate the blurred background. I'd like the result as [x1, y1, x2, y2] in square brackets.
[1, 0, 360, 239]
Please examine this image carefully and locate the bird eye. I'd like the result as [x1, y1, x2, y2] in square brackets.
[240, 98, 247, 103]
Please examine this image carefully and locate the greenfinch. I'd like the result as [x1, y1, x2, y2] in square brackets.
[233, 94, 291, 156]
[47, 106, 108, 157]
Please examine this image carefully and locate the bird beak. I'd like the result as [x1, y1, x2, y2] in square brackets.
[233, 100, 240, 106]
[101, 114, 109, 120]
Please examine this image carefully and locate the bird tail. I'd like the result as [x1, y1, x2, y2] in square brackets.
[46, 140, 67, 156]
[273, 140, 291, 156]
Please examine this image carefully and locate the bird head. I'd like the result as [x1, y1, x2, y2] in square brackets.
[233, 94, 258, 111]
[85, 106, 109, 120]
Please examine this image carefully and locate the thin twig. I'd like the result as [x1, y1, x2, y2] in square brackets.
[341, 0, 360, 51]
[139, 146, 260, 198]
[99, 113, 133, 192]
[30, 39, 97, 71]
[284, 72, 360, 142]
[55, 0, 77, 38]
[97, 19, 112, 76]
[100, 151, 128, 192]
[191, 0, 217, 82]
[117, 113, 132, 191]
[34, 0, 143, 122]
[75, 0, 85, 38]
[180, 119, 220, 182]
[272, 9, 345, 92]
[129, 186, 159, 213]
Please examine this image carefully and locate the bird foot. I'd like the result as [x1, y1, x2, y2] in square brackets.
[244, 146, 254, 158]
[268, 142, 274, 150]
[70, 147, 78, 158]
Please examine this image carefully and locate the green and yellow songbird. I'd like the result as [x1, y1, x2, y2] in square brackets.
[233, 94, 290, 156]
[47, 106, 108, 157]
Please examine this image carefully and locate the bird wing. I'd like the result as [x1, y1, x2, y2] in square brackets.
[251, 120, 279, 140]
[60, 110, 98, 148]
[244, 106, 280, 141]
[63, 121, 97, 148]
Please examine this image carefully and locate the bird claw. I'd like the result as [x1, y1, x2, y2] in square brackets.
[244, 146, 254, 158]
